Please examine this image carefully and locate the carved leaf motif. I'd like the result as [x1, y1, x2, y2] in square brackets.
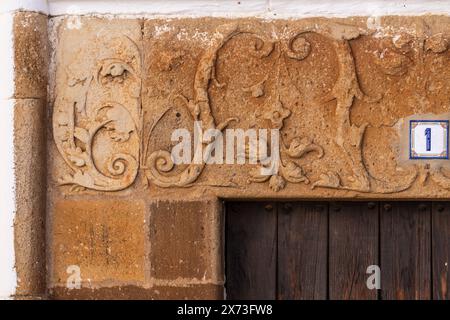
[431, 168, 450, 189]
[71, 171, 95, 187]
[269, 175, 286, 192]
[66, 146, 87, 167]
[99, 61, 133, 85]
[145, 150, 205, 188]
[263, 97, 291, 129]
[312, 171, 341, 189]
[248, 166, 271, 183]
[286, 137, 324, 159]
[74, 127, 90, 144]
[248, 161, 309, 192]
[59, 171, 94, 188]
[246, 82, 264, 97]
[59, 174, 73, 184]
[280, 161, 309, 184]
[243, 77, 267, 98]
[104, 106, 135, 142]
[286, 35, 311, 60]
[68, 155, 85, 167]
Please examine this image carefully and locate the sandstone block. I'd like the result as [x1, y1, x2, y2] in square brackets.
[149, 199, 223, 282]
[13, 12, 48, 99]
[51, 200, 146, 288]
[13, 98, 46, 297]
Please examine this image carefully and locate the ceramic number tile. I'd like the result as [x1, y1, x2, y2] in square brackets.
[410, 120, 449, 160]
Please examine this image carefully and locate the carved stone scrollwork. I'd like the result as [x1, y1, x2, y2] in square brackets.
[144, 23, 274, 188]
[53, 35, 141, 191]
[53, 20, 450, 195]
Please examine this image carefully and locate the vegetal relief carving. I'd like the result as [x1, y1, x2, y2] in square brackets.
[370, 31, 450, 191]
[53, 20, 450, 194]
[143, 24, 325, 191]
[243, 76, 267, 98]
[242, 25, 417, 193]
[53, 35, 142, 191]
[243, 37, 325, 191]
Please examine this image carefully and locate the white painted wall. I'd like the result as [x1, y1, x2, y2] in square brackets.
[0, 10, 17, 299]
[46, 0, 450, 17]
[3, 1, 450, 17]
[1, 0, 48, 14]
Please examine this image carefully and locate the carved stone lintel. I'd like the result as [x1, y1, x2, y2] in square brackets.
[53, 19, 450, 195]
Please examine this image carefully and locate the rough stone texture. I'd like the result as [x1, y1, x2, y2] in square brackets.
[12, 11, 48, 299]
[13, 12, 48, 99]
[50, 16, 450, 199]
[49, 284, 223, 300]
[149, 198, 223, 282]
[50, 200, 146, 288]
[50, 17, 142, 193]
[13, 99, 47, 297]
[44, 15, 450, 299]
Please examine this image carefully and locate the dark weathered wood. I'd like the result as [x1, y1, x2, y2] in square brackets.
[432, 202, 450, 300]
[380, 202, 431, 300]
[277, 202, 328, 300]
[226, 202, 277, 299]
[329, 202, 379, 300]
[226, 201, 443, 300]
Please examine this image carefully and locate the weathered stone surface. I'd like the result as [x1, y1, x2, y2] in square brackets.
[50, 200, 146, 288]
[13, 99, 46, 297]
[50, 16, 450, 199]
[13, 12, 48, 99]
[45, 14, 450, 299]
[149, 198, 223, 282]
[149, 284, 224, 300]
[51, 17, 142, 193]
[49, 284, 223, 300]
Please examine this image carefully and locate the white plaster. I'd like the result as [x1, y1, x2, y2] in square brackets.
[46, 0, 450, 17]
[48, 0, 266, 17]
[268, 0, 450, 18]
[1, 1, 449, 17]
[0, 11, 17, 300]
[0, 0, 49, 14]
[66, 15, 82, 29]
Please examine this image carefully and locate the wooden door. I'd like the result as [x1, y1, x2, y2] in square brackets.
[226, 201, 450, 300]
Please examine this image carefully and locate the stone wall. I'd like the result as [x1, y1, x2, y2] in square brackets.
[7, 4, 450, 299]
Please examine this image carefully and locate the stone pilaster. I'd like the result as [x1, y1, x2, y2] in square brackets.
[12, 11, 48, 299]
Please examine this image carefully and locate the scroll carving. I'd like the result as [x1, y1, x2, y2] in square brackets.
[53, 35, 141, 191]
[53, 20, 450, 195]
[144, 23, 274, 188]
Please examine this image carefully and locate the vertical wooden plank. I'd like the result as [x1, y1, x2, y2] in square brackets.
[226, 202, 277, 299]
[278, 202, 328, 300]
[432, 202, 450, 300]
[380, 202, 431, 300]
[329, 202, 379, 300]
